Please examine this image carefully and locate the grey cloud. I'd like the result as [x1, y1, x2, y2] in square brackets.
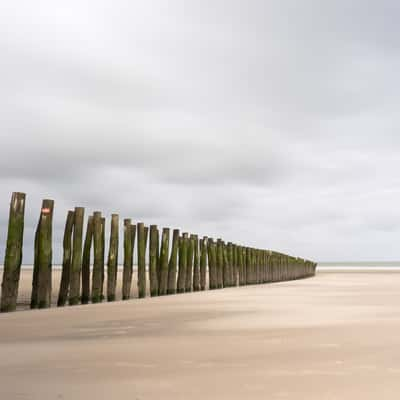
[1, 1, 400, 263]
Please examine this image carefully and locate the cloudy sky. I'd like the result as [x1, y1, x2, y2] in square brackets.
[1, 1, 400, 263]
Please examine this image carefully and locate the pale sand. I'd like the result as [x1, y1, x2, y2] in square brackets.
[1, 272, 400, 399]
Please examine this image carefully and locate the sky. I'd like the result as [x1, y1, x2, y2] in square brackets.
[1, 1, 400, 263]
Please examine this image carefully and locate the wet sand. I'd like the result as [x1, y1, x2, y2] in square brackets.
[1, 272, 400, 399]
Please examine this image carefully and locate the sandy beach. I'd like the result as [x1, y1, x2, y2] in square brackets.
[1, 271, 400, 399]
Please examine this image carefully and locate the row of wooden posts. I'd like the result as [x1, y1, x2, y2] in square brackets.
[0, 192, 317, 312]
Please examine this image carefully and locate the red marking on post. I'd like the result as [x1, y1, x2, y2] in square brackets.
[42, 208, 51, 214]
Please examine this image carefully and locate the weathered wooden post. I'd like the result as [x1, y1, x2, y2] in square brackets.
[208, 238, 217, 289]
[185, 235, 195, 292]
[199, 237, 207, 290]
[91, 212, 102, 303]
[122, 219, 135, 300]
[216, 239, 223, 289]
[217, 239, 225, 288]
[177, 233, 188, 293]
[227, 242, 234, 287]
[137, 222, 147, 298]
[0, 192, 26, 312]
[106, 214, 119, 301]
[167, 229, 179, 294]
[192, 235, 200, 291]
[69, 207, 84, 305]
[100, 217, 106, 300]
[149, 225, 159, 297]
[30, 223, 40, 308]
[158, 228, 170, 295]
[36, 199, 54, 309]
[81, 215, 93, 304]
[245, 247, 251, 285]
[233, 244, 238, 286]
[57, 210, 75, 307]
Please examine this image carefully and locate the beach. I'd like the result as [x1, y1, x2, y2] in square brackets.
[1, 271, 400, 399]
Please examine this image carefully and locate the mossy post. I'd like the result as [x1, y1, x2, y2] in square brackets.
[0, 192, 26, 313]
[100, 217, 106, 300]
[137, 222, 147, 298]
[245, 247, 251, 285]
[167, 228, 179, 294]
[57, 210, 75, 307]
[233, 244, 238, 286]
[149, 225, 159, 297]
[106, 214, 119, 302]
[158, 228, 170, 295]
[227, 242, 233, 287]
[238, 246, 245, 286]
[122, 219, 133, 300]
[192, 235, 200, 291]
[81, 215, 93, 304]
[37, 199, 54, 309]
[177, 233, 188, 293]
[200, 236, 207, 290]
[217, 239, 225, 288]
[69, 207, 84, 306]
[208, 238, 217, 289]
[91, 212, 103, 303]
[185, 235, 195, 292]
[30, 223, 40, 308]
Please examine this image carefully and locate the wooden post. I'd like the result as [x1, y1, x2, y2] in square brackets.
[122, 219, 134, 300]
[30, 223, 40, 309]
[81, 215, 93, 304]
[217, 239, 225, 288]
[0, 192, 26, 312]
[100, 217, 106, 300]
[69, 207, 85, 305]
[192, 235, 200, 291]
[106, 214, 119, 302]
[149, 225, 159, 297]
[233, 244, 238, 286]
[167, 229, 179, 294]
[37, 199, 54, 309]
[57, 210, 74, 307]
[200, 236, 207, 290]
[208, 238, 217, 289]
[91, 212, 102, 303]
[137, 222, 147, 298]
[245, 247, 251, 285]
[177, 233, 188, 293]
[158, 228, 170, 295]
[185, 235, 195, 292]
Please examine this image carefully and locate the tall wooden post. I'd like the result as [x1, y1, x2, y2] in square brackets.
[233, 244, 238, 286]
[185, 235, 195, 292]
[167, 229, 179, 294]
[57, 210, 74, 307]
[192, 235, 200, 291]
[81, 215, 93, 304]
[69, 207, 84, 305]
[149, 225, 159, 297]
[208, 238, 217, 289]
[177, 233, 188, 293]
[30, 223, 40, 308]
[158, 228, 170, 295]
[122, 219, 135, 300]
[0, 192, 26, 312]
[36, 199, 54, 309]
[217, 239, 225, 288]
[100, 217, 106, 300]
[137, 222, 147, 298]
[91, 212, 102, 303]
[107, 214, 119, 301]
[200, 236, 207, 290]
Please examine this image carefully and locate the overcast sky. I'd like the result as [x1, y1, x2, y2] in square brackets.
[1, 1, 400, 263]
